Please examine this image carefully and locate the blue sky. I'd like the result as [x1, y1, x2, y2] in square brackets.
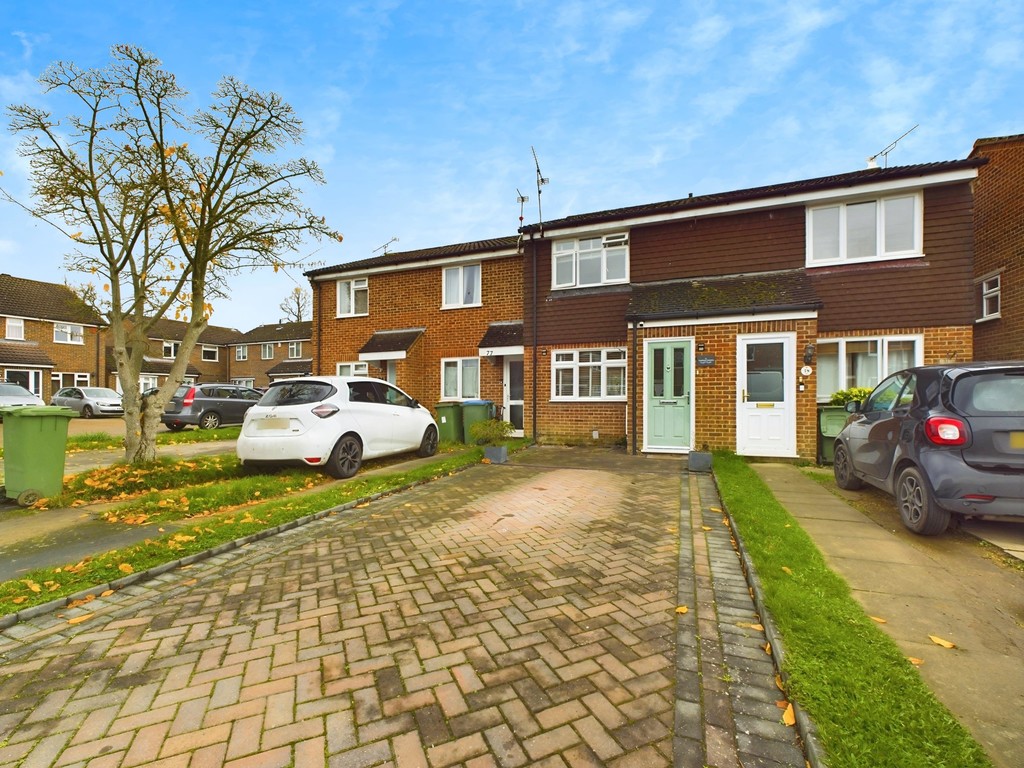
[1, 0, 1022, 331]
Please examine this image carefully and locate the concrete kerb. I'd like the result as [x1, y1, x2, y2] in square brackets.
[714, 472, 829, 768]
[0, 463, 476, 633]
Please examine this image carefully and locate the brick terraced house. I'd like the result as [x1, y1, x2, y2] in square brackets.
[228, 321, 312, 388]
[306, 237, 525, 433]
[0, 273, 107, 400]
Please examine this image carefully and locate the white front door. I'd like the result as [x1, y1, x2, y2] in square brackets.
[503, 356, 524, 436]
[736, 333, 797, 457]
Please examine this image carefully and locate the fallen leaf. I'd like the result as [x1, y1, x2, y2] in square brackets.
[775, 674, 785, 691]
[783, 702, 796, 726]
[118, 563, 134, 574]
[781, 566, 793, 575]
[776, 700, 789, 709]
[182, 579, 197, 586]
[710, 506, 722, 513]
[702, 526, 712, 531]
[22, 580, 41, 593]
[12, 596, 27, 605]
[100, 590, 115, 597]
[675, 605, 689, 614]
[67, 613, 94, 625]
[929, 634, 956, 649]
[907, 657, 924, 666]
[764, 642, 772, 655]
[738, 622, 765, 631]
[870, 616, 887, 624]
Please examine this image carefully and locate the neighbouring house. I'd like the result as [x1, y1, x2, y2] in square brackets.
[969, 134, 1024, 360]
[519, 158, 984, 458]
[228, 320, 312, 388]
[106, 317, 243, 393]
[306, 237, 525, 432]
[0, 273, 107, 401]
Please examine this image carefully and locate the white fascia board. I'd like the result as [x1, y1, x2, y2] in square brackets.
[639, 310, 818, 328]
[358, 350, 407, 361]
[536, 168, 979, 240]
[479, 345, 525, 357]
[311, 247, 520, 281]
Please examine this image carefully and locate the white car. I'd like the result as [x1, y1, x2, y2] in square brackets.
[237, 376, 439, 478]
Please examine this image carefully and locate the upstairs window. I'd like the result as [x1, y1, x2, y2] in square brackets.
[337, 277, 369, 317]
[55, 323, 85, 345]
[236, 345, 248, 361]
[5, 317, 24, 340]
[288, 341, 302, 359]
[163, 340, 180, 358]
[977, 274, 1001, 321]
[201, 345, 218, 362]
[552, 233, 629, 289]
[808, 193, 921, 265]
[442, 264, 481, 308]
[261, 343, 274, 360]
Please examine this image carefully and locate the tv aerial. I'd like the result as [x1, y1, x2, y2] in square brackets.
[867, 124, 919, 168]
[374, 236, 399, 256]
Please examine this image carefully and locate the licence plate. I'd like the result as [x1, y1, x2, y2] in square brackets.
[1010, 431, 1024, 449]
[257, 418, 289, 430]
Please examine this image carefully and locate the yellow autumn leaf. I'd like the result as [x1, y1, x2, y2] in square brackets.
[118, 563, 134, 574]
[702, 526, 712, 531]
[781, 566, 793, 575]
[675, 605, 689, 614]
[764, 642, 772, 655]
[782, 702, 796, 726]
[775, 674, 785, 692]
[738, 622, 765, 631]
[12, 596, 27, 604]
[870, 616, 887, 624]
[929, 635, 956, 649]
[22, 580, 41, 593]
[710, 506, 722, 513]
[907, 657, 924, 666]
[67, 613, 94, 625]
[100, 590, 115, 597]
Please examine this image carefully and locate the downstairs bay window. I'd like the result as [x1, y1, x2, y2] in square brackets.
[552, 349, 627, 400]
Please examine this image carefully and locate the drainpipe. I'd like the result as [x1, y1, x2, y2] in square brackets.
[631, 318, 638, 455]
[530, 234, 538, 443]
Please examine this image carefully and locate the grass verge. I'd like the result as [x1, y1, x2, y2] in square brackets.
[712, 451, 992, 768]
[0, 425, 241, 459]
[0, 448, 486, 617]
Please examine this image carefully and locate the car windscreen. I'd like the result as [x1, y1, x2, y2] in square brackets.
[952, 371, 1024, 416]
[260, 381, 336, 406]
[82, 388, 120, 397]
[0, 384, 34, 397]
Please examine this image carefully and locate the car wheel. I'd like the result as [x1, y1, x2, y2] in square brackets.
[417, 425, 439, 458]
[832, 443, 863, 490]
[199, 411, 221, 430]
[166, 423, 185, 432]
[327, 435, 363, 479]
[896, 466, 950, 535]
[81, 405, 94, 419]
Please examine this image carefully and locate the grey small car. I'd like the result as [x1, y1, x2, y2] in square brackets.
[50, 386, 124, 418]
[161, 383, 263, 430]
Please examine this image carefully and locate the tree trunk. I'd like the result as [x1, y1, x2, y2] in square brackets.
[123, 398, 161, 463]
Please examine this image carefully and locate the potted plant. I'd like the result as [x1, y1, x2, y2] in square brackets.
[818, 386, 873, 463]
[468, 418, 515, 464]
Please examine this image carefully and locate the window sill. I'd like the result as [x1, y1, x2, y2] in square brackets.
[335, 313, 369, 319]
[440, 303, 483, 311]
[975, 314, 1001, 324]
[550, 397, 628, 403]
[806, 252, 924, 269]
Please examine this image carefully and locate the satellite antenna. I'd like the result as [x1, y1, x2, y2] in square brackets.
[374, 236, 399, 256]
[531, 146, 548, 235]
[867, 124, 919, 168]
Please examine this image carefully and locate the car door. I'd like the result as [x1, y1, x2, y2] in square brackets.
[346, 381, 393, 454]
[845, 372, 915, 481]
[376, 382, 423, 451]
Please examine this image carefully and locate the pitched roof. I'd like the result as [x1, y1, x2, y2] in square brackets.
[267, 359, 313, 377]
[478, 322, 523, 349]
[306, 236, 520, 278]
[103, 348, 201, 376]
[0, 274, 106, 326]
[626, 270, 821, 321]
[358, 328, 425, 355]
[145, 317, 243, 345]
[523, 158, 986, 234]
[0, 341, 55, 368]
[237, 321, 312, 344]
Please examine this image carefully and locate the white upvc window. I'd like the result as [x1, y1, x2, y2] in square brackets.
[288, 341, 302, 359]
[441, 358, 480, 400]
[336, 361, 369, 376]
[232, 377, 255, 387]
[978, 274, 1001, 321]
[442, 264, 482, 308]
[337, 277, 369, 317]
[552, 233, 629, 289]
[52, 372, 90, 389]
[816, 335, 923, 401]
[236, 345, 248, 361]
[5, 317, 24, 340]
[261, 343, 274, 360]
[808, 192, 922, 266]
[55, 323, 85, 345]
[201, 345, 218, 362]
[163, 340, 180, 358]
[551, 348, 627, 400]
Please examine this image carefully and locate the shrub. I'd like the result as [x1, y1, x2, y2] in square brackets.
[828, 386, 873, 406]
[468, 418, 515, 445]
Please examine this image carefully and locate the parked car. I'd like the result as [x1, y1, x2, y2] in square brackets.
[50, 386, 124, 418]
[237, 376, 439, 478]
[832, 362, 1024, 535]
[0, 382, 45, 420]
[161, 383, 263, 430]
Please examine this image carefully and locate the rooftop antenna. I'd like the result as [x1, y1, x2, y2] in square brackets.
[867, 124, 919, 168]
[374, 236, 399, 256]
[516, 188, 529, 252]
[532, 146, 548, 235]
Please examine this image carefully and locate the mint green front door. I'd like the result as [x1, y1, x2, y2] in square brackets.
[645, 340, 692, 451]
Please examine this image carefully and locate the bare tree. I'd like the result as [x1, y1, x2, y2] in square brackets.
[2, 44, 341, 463]
[279, 286, 310, 322]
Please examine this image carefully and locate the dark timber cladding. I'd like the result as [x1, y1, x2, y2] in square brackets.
[811, 182, 976, 332]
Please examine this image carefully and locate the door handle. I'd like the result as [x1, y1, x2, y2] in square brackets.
[742, 389, 748, 402]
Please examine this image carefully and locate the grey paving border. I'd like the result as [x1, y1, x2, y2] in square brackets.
[715, 473, 830, 768]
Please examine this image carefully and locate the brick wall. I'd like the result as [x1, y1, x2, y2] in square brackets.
[15, 318, 106, 400]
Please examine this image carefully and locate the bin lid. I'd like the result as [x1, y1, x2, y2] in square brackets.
[0, 405, 76, 418]
[461, 399, 493, 405]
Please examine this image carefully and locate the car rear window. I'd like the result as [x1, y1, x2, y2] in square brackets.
[260, 381, 336, 406]
[952, 372, 1024, 416]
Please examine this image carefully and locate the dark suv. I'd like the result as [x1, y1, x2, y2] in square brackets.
[833, 362, 1024, 535]
[161, 383, 263, 430]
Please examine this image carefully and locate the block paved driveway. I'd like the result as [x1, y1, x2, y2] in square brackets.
[0, 447, 805, 767]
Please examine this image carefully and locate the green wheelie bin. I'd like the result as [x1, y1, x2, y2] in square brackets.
[461, 399, 495, 443]
[434, 402, 464, 443]
[0, 406, 76, 506]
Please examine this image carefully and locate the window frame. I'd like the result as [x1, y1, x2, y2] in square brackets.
[815, 335, 923, 402]
[5, 317, 25, 340]
[336, 361, 369, 377]
[261, 343, 274, 360]
[201, 345, 219, 362]
[288, 341, 302, 359]
[162, 340, 180, 359]
[54, 322, 85, 345]
[440, 357, 480, 400]
[977, 273, 1001, 321]
[235, 345, 248, 361]
[336, 277, 369, 317]
[551, 233, 630, 290]
[807, 192, 923, 267]
[550, 348, 628, 401]
[441, 263, 482, 309]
